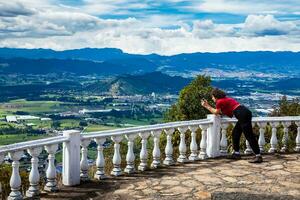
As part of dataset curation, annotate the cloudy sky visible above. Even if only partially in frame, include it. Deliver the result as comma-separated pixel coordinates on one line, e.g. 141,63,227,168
0,0,300,55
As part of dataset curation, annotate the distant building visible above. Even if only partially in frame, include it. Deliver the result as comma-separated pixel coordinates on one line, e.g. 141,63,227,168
79,108,121,114
6,116,18,123
151,92,156,100
17,115,40,120
41,118,52,121
26,123,36,127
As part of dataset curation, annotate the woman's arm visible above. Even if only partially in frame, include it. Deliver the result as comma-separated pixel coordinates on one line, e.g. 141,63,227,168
201,99,222,115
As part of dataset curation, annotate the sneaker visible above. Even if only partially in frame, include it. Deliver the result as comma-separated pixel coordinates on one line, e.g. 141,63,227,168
226,153,241,160
248,156,263,163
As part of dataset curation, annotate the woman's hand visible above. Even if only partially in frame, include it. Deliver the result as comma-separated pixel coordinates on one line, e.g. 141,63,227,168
201,99,208,107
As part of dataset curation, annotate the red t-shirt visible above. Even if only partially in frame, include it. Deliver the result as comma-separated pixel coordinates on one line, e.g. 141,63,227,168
216,97,240,118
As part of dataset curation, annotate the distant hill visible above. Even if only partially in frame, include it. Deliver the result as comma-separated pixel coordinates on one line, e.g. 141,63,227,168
271,78,300,90
0,47,134,61
107,71,192,95
0,57,157,75
0,48,300,75
0,72,192,101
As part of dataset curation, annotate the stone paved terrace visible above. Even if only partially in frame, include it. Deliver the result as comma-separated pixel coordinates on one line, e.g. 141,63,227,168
41,153,300,200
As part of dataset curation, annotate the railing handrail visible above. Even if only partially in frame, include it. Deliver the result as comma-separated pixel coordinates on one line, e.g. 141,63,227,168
221,116,300,123
82,118,213,139
0,136,68,154
0,119,212,155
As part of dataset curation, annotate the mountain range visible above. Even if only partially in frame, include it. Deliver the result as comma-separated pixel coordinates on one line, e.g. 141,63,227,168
0,48,300,75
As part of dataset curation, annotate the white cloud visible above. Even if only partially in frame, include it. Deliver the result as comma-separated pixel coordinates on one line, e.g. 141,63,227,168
242,15,297,36
0,0,300,54
0,1,35,17
194,0,300,15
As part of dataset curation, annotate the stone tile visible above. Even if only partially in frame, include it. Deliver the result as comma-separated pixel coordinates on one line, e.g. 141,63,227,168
194,168,215,174
219,169,252,177
162,186,193,195
194,191,211,200
160,179,181,186
135,181,148,190
279,181,300,189
264,164,284,170
221,176,238,183
193,175,223,185
262,170,291,177
182,179,203,188
152,185,165,190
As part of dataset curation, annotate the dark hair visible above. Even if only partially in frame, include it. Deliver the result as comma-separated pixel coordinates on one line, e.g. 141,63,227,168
211,88,226,99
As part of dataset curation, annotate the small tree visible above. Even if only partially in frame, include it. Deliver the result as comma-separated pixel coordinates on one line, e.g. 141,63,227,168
271,96,300,116
79,121,88,127
164,75,213,121
52,121,61,129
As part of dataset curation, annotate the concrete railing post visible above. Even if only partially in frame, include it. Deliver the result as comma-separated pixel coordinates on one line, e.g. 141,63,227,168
206,114,221,158
62,130,81,186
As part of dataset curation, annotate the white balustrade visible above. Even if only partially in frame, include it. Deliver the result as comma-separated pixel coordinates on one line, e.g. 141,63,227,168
125,134,137,174
199,125,208,160
296,122,300,152
111,135,123,176
151,130,162,168
281,122,291,152
258,122,266,153
177,127,189,163
94,138,107,179
80,139,91,181
8,151,23,200
269,122,279,153
163,128,175,165
220,123,229,156
188,126,199,161
138,132,151,171
44,144,58,192
1,116,300,199
26,147,43,198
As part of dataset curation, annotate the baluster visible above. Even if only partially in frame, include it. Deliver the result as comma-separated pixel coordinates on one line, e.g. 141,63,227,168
188,126,199,161
151,130,162,168
26,147,43,198
138,132,151,171
281,122,291,152
44,144,58,192
244,140,253,155
220,123,229,156
163,128,175,165
295,122,300,152
244,122,255,154
269,122,279,153
80,139,91,181
94,138,106,180
8,151,23,200
125,134,137,174
258,122,266,153
199,125,208,160
111,135,123,176
0,153,4,195
177,127,188,163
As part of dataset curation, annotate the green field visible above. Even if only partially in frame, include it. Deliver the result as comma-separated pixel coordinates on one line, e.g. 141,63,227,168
0,99,68,117
0,134,49,146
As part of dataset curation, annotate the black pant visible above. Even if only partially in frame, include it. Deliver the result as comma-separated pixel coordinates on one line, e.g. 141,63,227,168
232,105,260,155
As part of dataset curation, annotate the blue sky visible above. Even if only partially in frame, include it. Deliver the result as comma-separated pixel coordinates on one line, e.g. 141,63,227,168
0,0,300,54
